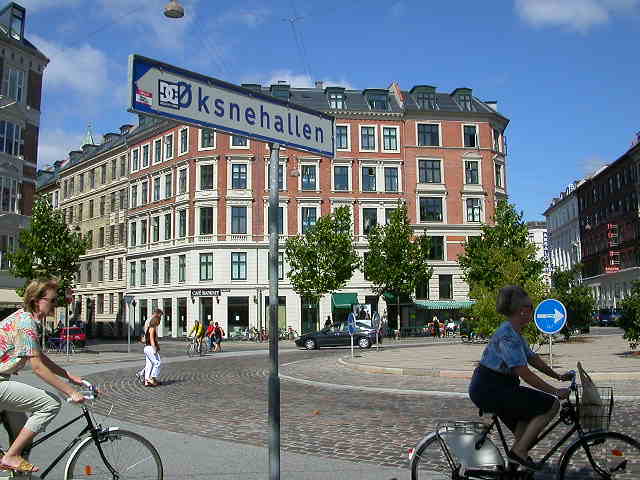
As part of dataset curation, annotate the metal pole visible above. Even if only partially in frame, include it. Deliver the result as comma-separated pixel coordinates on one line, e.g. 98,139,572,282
66,303,70,359
127,304,132,354
549,334,553,369
267,143,281,480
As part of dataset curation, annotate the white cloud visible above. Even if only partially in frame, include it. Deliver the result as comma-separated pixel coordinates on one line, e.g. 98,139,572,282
515,0,639,32
37,128,84,167
580,155,608,176
244,70,354,90
31,35,109,96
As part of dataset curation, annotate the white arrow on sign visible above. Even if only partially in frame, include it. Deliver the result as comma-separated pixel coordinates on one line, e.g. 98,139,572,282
537,309,565,324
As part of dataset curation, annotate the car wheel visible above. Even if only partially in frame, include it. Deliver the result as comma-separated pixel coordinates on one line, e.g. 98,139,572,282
358,337,371,349
304,339,317,350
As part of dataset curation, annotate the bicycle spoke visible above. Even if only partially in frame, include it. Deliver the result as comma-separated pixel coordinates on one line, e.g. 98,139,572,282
561,433,640,479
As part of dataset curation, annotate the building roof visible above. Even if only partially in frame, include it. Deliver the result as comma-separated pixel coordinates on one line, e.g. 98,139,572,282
0,2,48,62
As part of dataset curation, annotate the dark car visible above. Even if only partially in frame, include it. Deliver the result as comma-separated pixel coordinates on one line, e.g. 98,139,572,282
295,322,378,350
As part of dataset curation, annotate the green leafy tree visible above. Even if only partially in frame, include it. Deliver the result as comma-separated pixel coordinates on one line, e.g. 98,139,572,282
458,200,546,344
619,280,640,350
7,196,88,303
550,265,595,339
285,206,361,328
363,204,433,328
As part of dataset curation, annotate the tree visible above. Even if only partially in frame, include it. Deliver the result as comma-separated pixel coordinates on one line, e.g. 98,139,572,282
619,280,640,350
7,196,88,303
285,206,360,330
458,200,546,343
363,204,433,329
550,265,595,339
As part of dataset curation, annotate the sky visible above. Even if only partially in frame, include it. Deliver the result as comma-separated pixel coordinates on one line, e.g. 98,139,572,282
19,0,640,221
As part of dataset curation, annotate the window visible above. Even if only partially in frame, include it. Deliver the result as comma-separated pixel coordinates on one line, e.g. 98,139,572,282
427,236,444,260
86,261,92,283
301,207,316,233
111,159,117,180
200,128,215,149
141,181,148,204
118,258,123,280
439,274,453,299
178,255,186,282
334,166,349,191
200,207,214,234
130,222,137,246
417,124,440,146
199,253,214,281
153,177,161,201
382,127,398,151
152,216,160,242
419,197,443,222
101,165,107,184
179,168,187,194
384,167,398,192
132,149,139,171
152,258,159,285
142,144,149,168
362,208,377,235
267,252,285,280
164,257,171,284
385,208,396,225
418,159,441,183
140,260,146,285
79,174,85,192
90,169,95,188
99,227,105,248
463,125,477,148
328,93,346,109
231,135,248,147
109,224,115,246
97,294,104,314
130,185,137,209
109,293,114,314
154,139,162,163
178,210,187,237
362,166,376,192
180,128,188,154
0,121,23,156
415,92,437,109
495,163,503,188
165,173,172,198
301,165,317,190
231,207,247,234
231,252,247,280
493,128,501,152
164,134,173,159
3,68,24,102
99,196,105,216
367,93,388,110
98,260,104,281
465,160,479,184
336,125,349,150
231,164,247,189
164,213,172,240
267,164,284,191
110,192,116,212
457,94,473,111
77,203,83,222
201,165,214,190
69,207,74,223
415,279,429,299
140,219,147,244
120,155,126,177
360,126,376,151
130,262,136,287
466,198,482,222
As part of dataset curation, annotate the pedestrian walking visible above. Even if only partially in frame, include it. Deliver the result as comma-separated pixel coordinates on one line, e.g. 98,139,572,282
433,315,440,338
324,316,332,329
212,322,225,353
143,315,161,387
205,322,215,351
136,309,162,384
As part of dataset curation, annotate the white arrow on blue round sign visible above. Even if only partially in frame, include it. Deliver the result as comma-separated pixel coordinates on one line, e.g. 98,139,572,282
534,299,567,335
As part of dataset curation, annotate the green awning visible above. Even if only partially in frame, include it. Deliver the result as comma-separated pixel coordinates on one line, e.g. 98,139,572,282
331,292,358,310
415,300,475,310
383,292,412,304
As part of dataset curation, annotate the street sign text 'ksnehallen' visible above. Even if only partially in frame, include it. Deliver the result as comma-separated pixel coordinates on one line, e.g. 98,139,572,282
127,55,334,157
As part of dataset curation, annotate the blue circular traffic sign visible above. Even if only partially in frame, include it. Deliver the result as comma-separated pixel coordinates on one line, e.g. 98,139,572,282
534,299,567,335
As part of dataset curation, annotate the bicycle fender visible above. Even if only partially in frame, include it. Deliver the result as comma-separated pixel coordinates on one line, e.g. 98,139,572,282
556,430,612,472
409,432,438,463
63,427,121,479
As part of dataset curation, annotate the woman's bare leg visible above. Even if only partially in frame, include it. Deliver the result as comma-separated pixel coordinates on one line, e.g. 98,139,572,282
512,399,559,458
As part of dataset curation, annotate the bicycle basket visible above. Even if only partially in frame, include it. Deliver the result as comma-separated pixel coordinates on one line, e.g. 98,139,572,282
435,421,505,470
576,385,613,432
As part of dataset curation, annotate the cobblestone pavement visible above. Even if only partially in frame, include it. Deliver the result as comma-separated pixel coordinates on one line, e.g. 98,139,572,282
84,349,640,473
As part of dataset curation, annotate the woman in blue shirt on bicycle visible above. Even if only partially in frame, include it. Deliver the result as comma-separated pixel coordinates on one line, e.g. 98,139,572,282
469,285,573,471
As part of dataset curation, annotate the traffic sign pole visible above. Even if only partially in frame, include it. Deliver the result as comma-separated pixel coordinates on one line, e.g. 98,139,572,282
549,335,553,369
351,334,354,358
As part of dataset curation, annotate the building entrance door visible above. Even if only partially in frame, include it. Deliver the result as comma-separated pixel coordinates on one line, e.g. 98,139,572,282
228,296,249,338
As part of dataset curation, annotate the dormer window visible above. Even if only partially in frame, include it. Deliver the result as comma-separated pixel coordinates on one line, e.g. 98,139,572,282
10,8,23,41
458,94,472,111
326,87,346,110
270,83,290,101
452,88,474,112
410,85,438,110
367,93,388,111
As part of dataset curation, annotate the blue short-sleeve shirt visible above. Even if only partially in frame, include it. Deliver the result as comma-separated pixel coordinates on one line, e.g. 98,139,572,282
479,321,536,376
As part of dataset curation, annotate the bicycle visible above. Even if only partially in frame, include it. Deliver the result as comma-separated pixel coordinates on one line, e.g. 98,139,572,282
45,338,76,355
185,336,203,357
409,371,640,479
0,381,162,479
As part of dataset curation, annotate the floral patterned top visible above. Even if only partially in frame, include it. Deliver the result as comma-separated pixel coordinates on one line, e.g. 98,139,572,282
0,309,41,375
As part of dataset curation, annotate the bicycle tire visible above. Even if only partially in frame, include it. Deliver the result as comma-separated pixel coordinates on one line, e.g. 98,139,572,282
410,433,457,480
186,343,194,358
65,428,163,480
558,431,640,479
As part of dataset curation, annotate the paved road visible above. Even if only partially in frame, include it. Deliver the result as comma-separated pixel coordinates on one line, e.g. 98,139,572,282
82,347,640,472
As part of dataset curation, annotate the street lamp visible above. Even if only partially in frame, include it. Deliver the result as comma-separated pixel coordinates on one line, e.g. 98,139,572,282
163,0,184,18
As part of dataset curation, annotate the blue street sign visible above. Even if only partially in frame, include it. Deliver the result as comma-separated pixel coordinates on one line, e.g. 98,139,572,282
534,299,567,335
347,312,356,335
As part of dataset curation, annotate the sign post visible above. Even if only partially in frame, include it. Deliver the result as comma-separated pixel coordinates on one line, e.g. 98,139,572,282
124,295,135,353
372,312,381,351
128,55,334,480
534,299,567,369
347,312,356,358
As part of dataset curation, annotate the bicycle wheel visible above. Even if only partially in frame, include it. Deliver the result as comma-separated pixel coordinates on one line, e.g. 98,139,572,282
558,431,640,479
186,342,194,357
65,428,162,480
410,433,457,480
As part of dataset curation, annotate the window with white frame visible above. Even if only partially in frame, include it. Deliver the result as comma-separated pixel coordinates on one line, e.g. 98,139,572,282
385,207,397,225
419,197,443,222
200,128,215,149
231,135,249,148
178,255,186,282
301,207,317,233
142,144,149,168
129,262,136,287
382,126,399,152
153,177,161,201
493,128,502,152
463,125,478,148
141,181,148,204
328,92,346,109
132,148,139,171
130,185,137,209
3,68,24,102
231,252,247,280
360,126,376,151
152,216,160,242
164,134,174,160
464,160,480,185
200,164,215,190
140,219,147,244
231,164,247,189
200,206,214,235
130,221,137,246
301,164,317,191
495,163,504,188
417,123,440,147
178,210,187,237
0,121,23,157
231,206,247,234
154,139,162,163
179,128,188,155
336,125,350,151
466,198,482,222
418,159,441,183
384,167,398,192
333,164,350,191
140,260,147,285
165,172,172,198
164,213,172,240
152,258,159,285
199,253,213,281
164,257,171,284
178,168,188,194
362,166,376,192
362,208,377,235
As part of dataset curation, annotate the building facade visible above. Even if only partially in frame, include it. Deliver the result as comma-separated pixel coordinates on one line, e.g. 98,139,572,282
544,180,584,274
577,139,640,309
0,2,48,317
37,81,510,337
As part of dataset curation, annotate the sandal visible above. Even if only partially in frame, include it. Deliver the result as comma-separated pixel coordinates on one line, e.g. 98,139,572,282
507,450,541,471
0,457,39,473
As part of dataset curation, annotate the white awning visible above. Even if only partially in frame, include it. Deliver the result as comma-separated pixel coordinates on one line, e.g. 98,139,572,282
0,288,22,307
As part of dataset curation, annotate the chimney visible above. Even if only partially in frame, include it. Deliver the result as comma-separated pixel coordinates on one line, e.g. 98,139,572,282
315,80,324,89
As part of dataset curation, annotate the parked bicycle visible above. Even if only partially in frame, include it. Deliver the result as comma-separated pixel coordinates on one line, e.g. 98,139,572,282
0,380,162,479
409,371,640,479
185,336,203,357
45,337,76,355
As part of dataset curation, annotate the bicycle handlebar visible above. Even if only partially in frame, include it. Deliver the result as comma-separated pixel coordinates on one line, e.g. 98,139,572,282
66,380,97,402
